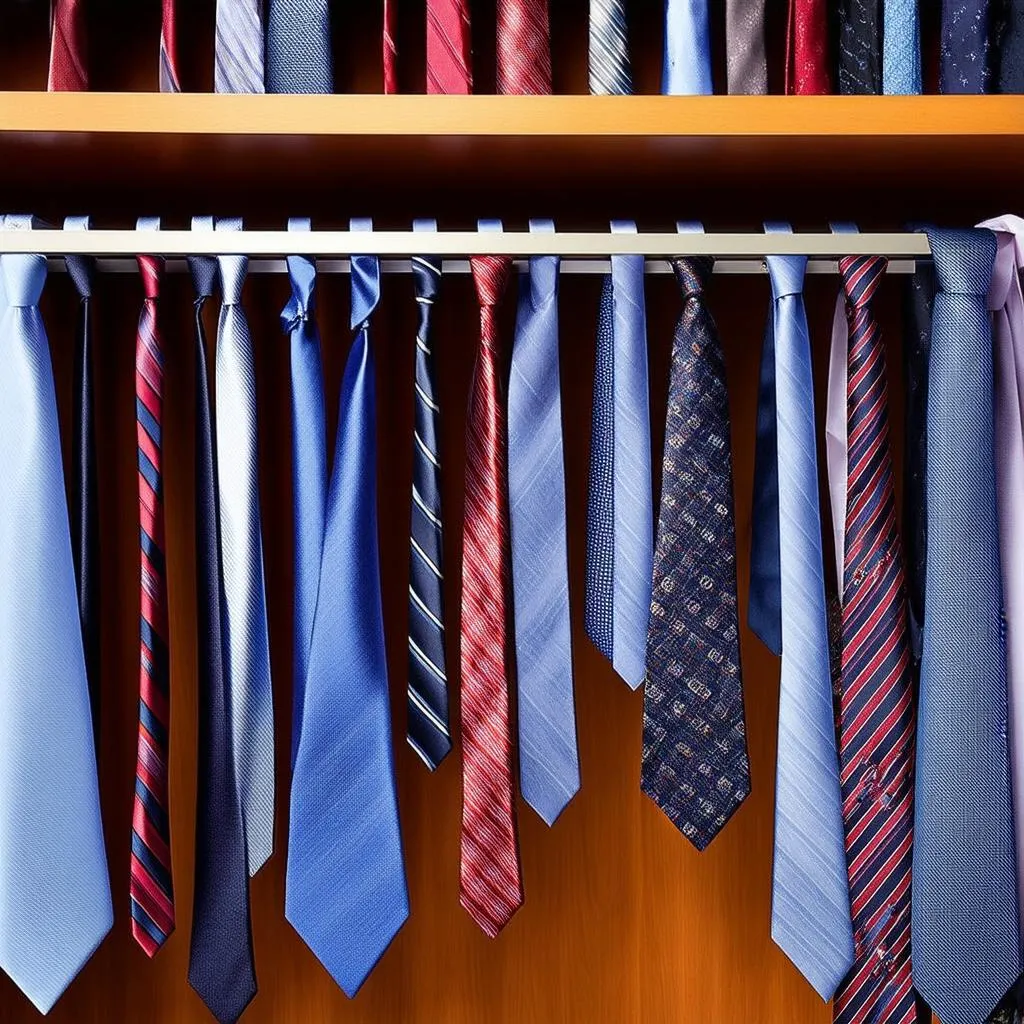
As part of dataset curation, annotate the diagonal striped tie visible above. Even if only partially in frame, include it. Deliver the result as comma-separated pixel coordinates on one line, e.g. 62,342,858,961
131,217,175,957
497,0,552,95
216,0,265,94
383,0,399,93
159,0,180,92
589,0,632,94
426,0,473,94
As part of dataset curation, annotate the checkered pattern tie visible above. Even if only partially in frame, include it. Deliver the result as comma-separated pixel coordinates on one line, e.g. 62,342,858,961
497,0,552,94
48,0,88,90
427,0,473,94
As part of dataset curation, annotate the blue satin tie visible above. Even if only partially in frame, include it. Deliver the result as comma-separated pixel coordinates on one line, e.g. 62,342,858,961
662,0,712,94
883,0,922,94
286,219,409,997
913,227,1022,1024
0,214,113,1014
509,219,580,826
765,240,854,1001
266,0,333,93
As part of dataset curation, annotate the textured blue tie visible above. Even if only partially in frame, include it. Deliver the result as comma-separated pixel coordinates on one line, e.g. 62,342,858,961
0,214,113,1014
509,219,580,826
266,0,333,93
286,219,409,997
940,0,993,93
282,218,328,770
766,246,855,1002
662,0,712,94
913,228,1023,1024
883,0,922,94
585,220,653,690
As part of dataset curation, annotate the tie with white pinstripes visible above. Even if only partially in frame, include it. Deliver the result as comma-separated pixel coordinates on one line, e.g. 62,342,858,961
589,0,632,94
216,0,265,94
497,0,552,94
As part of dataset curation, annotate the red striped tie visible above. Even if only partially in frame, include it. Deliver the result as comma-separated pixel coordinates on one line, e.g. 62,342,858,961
131,255,175,956
48,0,88,91
426,0,472,94
383,0,398,93
459,255,523,938
496,0,552,95
832,256,917,1024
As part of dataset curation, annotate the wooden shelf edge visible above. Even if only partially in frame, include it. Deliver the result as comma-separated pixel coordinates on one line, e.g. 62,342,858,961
0,93,1021,137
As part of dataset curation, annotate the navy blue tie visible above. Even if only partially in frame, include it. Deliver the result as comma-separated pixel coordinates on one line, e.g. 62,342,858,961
940,0,994,93
266,0,333,93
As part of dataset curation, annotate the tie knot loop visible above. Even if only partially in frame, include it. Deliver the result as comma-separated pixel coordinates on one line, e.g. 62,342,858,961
65,255,94,300
189,255,218,300
351,254,381,330
412,256,441,302
926,227,996,297
839,255,887,311
472,255,512,308
672,256,713,298
282,255,317,333
1,253,47,307
766,254,807,299
218,254,248,304
138,256,162,300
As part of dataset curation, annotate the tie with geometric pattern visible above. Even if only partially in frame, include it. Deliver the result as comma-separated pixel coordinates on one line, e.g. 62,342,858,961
160,0,180,92
643,255,750,850
427,0,473,94
589,0,632,94
48,0,88,90
215,0,265,93
497,0,552,94
839,0,882,94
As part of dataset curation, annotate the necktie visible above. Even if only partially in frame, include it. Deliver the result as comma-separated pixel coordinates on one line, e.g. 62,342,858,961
786,0,831,94
0,214,112,1015
726,0,768,93
286,221,409,996
839,0,882,93
913,227,1022,1024
941,0,993,93
214,219,274,877
266,0,334,93
65,216,100,747
407,225,450,770
461,234,523,937
497,0,552,95
585,222,653,691
48,0,88,90
590,0,632,94
883,0,922,93
215,0,265,93
830,256,918,1024
160,0,180,92
508,221,580,826
186,226,257,1024
643,254,750,849
998,1,1024,92
767,249,854,1001
384,0,398,93
282,219,327,769
663,0,713,95
132,217,175,957
427,0,473,94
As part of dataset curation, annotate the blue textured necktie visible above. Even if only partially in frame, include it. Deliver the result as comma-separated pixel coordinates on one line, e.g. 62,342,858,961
509,219,580,826
186,221,257,1024
662,0,712,94
215,218,275,877
286,219,409,997
912,227,1023,1024
215,0,265,93
585,220,653,690
0,214,113,1014
940,0,993,93
266,0,333,93
282,218,328,769
883,0,922,93
590,0,632,94
766,244,855,1002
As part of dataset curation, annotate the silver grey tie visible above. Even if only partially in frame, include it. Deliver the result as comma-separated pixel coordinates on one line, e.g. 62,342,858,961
727,0,768,93
589,0,632,95
216,0,266,94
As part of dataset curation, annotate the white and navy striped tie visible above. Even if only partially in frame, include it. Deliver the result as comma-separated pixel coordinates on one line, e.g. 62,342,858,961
589,0,632,94
216,0,265,94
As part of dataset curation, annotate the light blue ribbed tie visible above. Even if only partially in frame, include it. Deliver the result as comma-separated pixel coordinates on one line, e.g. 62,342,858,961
766,238,854,1002
585,220,653,690
883,0,922,94
215,217,275,877
0,214,113,1014
662,0,713,94
266,0,333,93
282,217,327,770
215,0,265,94
285,218,409,997
509,219,580,827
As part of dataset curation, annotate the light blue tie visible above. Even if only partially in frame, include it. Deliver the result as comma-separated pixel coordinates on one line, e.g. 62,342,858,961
0,214,113,1014
215,0,265,93
215,218,275,877
508,219,580,827
766,241,855,1002
883,0,922,94
285,218,409,997
662,0,713,94
282,217,327,769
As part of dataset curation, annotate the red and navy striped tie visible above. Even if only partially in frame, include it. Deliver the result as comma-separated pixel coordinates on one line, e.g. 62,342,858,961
131,243,175,956
832,255,918,1024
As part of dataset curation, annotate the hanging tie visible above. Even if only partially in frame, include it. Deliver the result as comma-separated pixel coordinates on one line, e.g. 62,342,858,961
48,0,88,90
497,0,552,94
509,219,580,826
426,0,473,94
883,0,922,94
940,0,993,93
589,0,632,94
0,213,112,1015
215,0,265,93
286,219,409,996
383,0,398,93
839,0,882,94
786,0,831,94
160,0,180,92
998,1,1024,93
662,0,712,95
266,0,334,93
726,0,767,93
186,219,257,1024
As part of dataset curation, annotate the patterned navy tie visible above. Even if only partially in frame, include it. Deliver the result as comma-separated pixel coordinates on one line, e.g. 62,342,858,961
940,0,994,93
642,256,750,850
839,0,882,93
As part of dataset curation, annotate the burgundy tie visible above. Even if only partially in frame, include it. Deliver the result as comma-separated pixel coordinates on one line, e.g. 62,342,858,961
496,0,552,94
786,0,831,94
383,0,398,94
48,0,88,91
160,0,181,92
426,0,472,94
459,255,523,938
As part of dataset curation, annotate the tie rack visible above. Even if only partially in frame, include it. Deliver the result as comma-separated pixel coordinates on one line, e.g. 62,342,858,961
0,229,931,275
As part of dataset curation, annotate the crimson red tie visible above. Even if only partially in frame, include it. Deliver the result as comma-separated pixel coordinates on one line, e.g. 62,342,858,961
496,0,552,95
786,0,831,94
160,0,181,92
426,0,472,94
460,254,523,938
383,0,398,94
48,0,88,91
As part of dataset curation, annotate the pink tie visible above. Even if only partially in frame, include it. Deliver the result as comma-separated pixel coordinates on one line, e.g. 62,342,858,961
383,0,398,94
426,0,473,94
